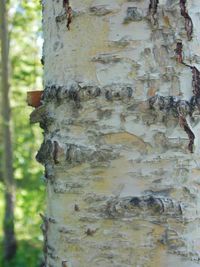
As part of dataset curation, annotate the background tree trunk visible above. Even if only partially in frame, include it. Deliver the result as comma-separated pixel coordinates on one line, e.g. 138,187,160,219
0,0,17,261
36,1,200,266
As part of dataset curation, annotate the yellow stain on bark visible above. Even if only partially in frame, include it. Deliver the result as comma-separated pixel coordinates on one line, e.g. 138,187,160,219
103,132,151,151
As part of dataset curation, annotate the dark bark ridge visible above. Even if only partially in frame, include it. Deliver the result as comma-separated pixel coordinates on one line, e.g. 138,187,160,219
149,0,159,24
31,81,200,154
104,195,184,219
42,84,133,103
40,84,197,115
36,139,118,168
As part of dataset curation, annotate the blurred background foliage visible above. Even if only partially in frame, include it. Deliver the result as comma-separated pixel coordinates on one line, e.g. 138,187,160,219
0,0,44,266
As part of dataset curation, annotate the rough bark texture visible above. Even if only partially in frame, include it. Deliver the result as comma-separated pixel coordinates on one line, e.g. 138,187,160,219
36,0,200,266
0,0,17,261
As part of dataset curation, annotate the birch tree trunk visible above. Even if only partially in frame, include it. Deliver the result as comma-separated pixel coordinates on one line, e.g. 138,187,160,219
34,0,200,266
0,0,17,261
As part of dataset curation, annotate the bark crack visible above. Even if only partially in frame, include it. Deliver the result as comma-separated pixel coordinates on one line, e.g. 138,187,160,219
179,114,195,153
171,41,200,152
180,0,193,41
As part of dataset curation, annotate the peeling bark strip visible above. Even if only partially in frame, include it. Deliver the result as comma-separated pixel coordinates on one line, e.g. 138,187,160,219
149,0,159,24
171,41,200,152
63,0,72,30
175,44,200,152
175,44,200,98
182,64,200,99
179,115,195,153
180,0,193,40
175,43,200,97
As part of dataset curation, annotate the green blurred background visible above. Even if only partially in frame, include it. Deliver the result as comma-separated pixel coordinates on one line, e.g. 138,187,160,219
0,1,45,266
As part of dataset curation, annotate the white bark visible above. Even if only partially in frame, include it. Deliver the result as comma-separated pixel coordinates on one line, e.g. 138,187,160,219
35,0,200,266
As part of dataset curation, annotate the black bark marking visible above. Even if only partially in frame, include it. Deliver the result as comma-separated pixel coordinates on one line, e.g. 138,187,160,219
48,217,57,224
149,0,159,25
105,195,184,218
37,140,64,166
124,7,143,23
63,0,72,30
149,94,196,153
180,0,193,41
41,55,45,66
36,140,53,164
129,197,141,206
191,67,200,97
74,204,80,211
62,261,68,267
130,196,166,214
149,95,189,116
42,85,134,103
105,90,112,101
53,141,60,165
85,228,97,236
175,41,183,64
